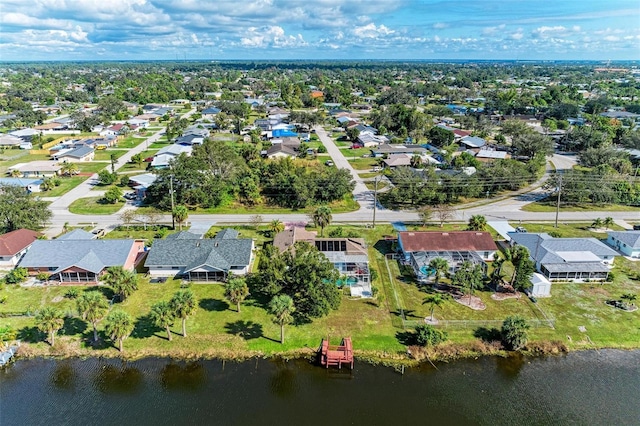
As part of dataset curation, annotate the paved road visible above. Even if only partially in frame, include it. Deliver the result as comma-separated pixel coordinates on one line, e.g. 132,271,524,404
314,126,373,211
45,122,639,233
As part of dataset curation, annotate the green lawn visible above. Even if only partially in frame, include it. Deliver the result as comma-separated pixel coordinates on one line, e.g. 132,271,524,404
78,162,109,173
348,158,379,170
68,197,125,215
40,176,89,197
116,136,146,149
94,150,128,162
509,222,624,238
340,147,371,158
522,201,640,212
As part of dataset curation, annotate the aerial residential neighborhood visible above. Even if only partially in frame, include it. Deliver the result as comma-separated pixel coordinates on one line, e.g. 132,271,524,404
0,59,638,368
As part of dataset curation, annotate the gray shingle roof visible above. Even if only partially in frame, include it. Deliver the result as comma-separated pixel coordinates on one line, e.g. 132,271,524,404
214,228,239,240
608,231,640,249
145,237,252,271
18,239,136,273
56,229,95,240
59,146,94,158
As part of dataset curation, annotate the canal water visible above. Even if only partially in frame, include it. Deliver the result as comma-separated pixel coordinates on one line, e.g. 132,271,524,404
1,350,639,425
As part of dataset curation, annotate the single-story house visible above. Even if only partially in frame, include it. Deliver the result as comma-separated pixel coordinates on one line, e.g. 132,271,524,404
460,136,487,149
397,231,497,282
265,143,297,159
144,229,254,281
606,231,640,258
508,232,618,282
475,149,510,161
355,133,390,148
8,161,62,178
0,229,40,268
382,153,440,168
52,146,95,162
273,227,371,297
151,144,192,168
0,177,43,193
371,144,427,158
18,239,145,283
201,107,221,120
175,134,205,146
0,134,23,147
128,173,157,199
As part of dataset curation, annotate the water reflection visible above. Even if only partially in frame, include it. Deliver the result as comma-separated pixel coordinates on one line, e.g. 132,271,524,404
50,362,75,390
160,362,206,391
94,363,143,394
495,353,527,379
269,362,297,399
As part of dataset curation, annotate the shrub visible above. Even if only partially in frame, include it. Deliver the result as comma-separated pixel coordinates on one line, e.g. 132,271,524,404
65,288,79,299
5,268,28,284
414,324,448,346
0,295,7,304
155,228,168,239
102,186,123,204
36,272,49,281
317,145,327,153
501,316,530,350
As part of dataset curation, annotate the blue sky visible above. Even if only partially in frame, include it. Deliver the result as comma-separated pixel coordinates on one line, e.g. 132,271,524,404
1,0,639,61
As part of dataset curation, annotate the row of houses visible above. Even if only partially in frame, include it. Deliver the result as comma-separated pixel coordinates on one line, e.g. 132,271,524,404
0,226,375,298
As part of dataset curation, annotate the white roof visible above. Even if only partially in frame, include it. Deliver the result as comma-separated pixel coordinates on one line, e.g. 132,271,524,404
556,251,602,263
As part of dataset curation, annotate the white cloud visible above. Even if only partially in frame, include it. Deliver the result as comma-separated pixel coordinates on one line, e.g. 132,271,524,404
240,26,306,48
433,22,448,29
482,24,506,35
352,23,394,39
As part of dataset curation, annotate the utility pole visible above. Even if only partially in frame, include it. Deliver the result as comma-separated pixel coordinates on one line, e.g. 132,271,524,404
554,174,562,228
372,176,378,228
169,174,176,230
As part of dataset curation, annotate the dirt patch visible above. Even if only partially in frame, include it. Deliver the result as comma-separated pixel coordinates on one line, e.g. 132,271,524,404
454,295,486,310
51,295,64,303
492,292,522,301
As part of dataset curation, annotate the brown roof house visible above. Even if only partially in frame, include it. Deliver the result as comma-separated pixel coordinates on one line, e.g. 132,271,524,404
397,231,497,283
0,229,40,268
274,228,372,297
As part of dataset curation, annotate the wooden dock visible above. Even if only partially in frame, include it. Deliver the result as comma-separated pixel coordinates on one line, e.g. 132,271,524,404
319,337,354,369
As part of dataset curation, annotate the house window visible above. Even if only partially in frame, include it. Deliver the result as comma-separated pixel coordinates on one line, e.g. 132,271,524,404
603,256,608,259
48,267,57,271
172,266,180,270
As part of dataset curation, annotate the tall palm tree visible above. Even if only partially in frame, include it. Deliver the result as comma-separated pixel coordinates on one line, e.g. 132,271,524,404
269,295,295,344
170,289,197,337
603,217,614,230
311,205,332,237
224,277,250,313
102,267,138,301
172,205,189,230
467,214,487,231
36,306,64,346
105,310,134,352
76,292,109,342
428,258,449,285
422,293,446,322
151,301,175,341
269,219,284,236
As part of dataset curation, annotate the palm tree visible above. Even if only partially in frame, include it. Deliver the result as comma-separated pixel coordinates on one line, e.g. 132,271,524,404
102,267,138,301
269,219,284,236
422,293,446,322
467,214,487,231
36,306,64,346
451,261,484,304
76,292,109,342
40,178,55,192
60,162,79,176
269,295,295,344
428,258,449,285
170,289,197,337
172,205,189,230
592,217,603,229
9,169,22,178
110,153,118,173
105,310,134,352
603,217,614,230
621,293,637,309
311,205,332,237
224,277,250,313
151,301,175,341
410,154,423,169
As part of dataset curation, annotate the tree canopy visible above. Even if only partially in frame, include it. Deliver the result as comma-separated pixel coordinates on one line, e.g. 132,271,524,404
0,184,52,233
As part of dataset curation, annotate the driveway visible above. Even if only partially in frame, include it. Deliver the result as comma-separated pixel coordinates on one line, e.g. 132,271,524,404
314,126,377,212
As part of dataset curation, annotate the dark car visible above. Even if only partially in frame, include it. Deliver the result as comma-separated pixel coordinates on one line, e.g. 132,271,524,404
634,225,640,231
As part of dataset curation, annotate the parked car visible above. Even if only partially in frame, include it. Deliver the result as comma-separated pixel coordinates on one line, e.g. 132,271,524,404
372,166,381,172
92,228,106,238
124,192,136,200
325,160,334,166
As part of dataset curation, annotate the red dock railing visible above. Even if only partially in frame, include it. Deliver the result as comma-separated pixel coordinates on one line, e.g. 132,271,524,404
319,337,354,369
